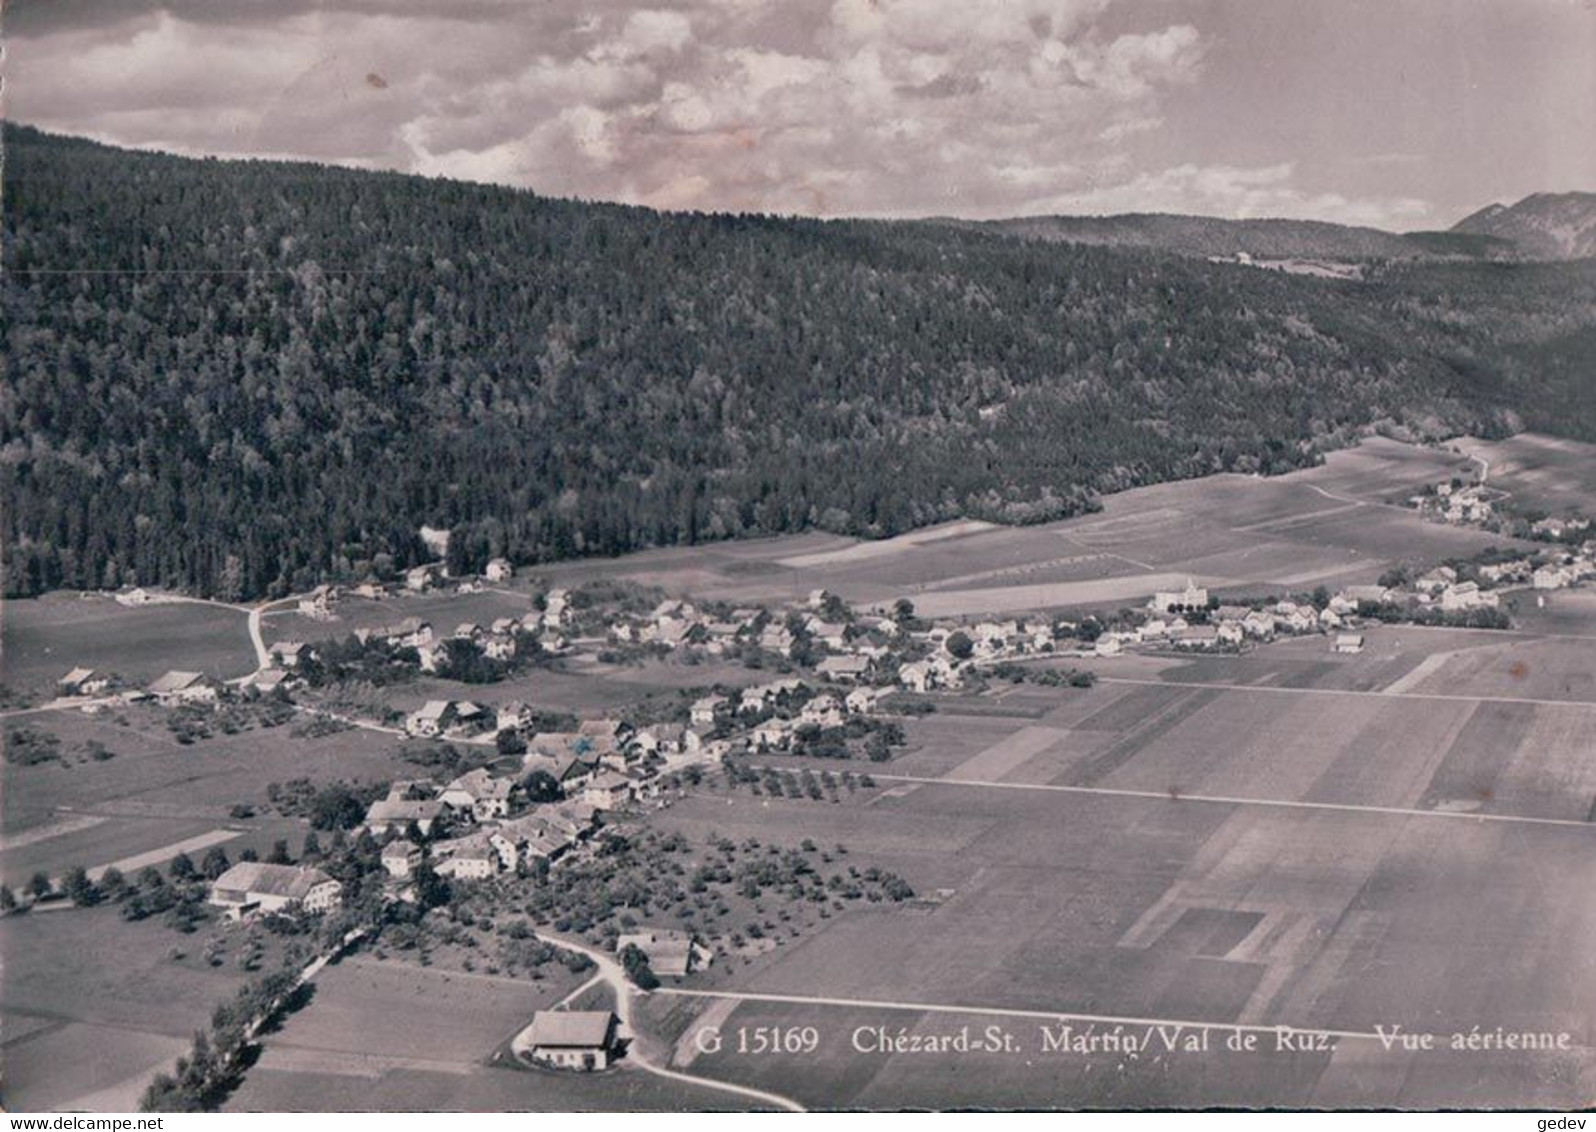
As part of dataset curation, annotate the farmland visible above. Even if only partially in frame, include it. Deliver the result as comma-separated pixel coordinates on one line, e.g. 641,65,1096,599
1455,432,1596,515
530,437,1523,617
3,432,1594,1111
3,594,255,699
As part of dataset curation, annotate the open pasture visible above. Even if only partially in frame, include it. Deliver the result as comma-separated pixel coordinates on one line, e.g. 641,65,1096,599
2,594,255,697
1,904,262,1111
1455,432,1596,514
667,777,1596,1108
2,708,400,884
511,438,1537,621
224,956,733,1112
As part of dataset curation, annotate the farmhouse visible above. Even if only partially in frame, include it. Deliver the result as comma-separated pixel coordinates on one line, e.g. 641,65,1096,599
845,687,884,714
296,585,337,620
380,840,422,879
439,768,516,820
245,668,290,693
484,557,513,581
208,863,342,920
269,641,312,668
615,927,709,977
816,655,871,682
497,700,535,734
1332,633,1366,654
431,835,500,880
583,770,634,810
365,798,444,837
523,1011,618,1071
689,695,728,725
1533,566,1573,590
1440,582,1499,612
58,667,111,696
148,670,222,705
1150,579,1209,613
405,700,457,737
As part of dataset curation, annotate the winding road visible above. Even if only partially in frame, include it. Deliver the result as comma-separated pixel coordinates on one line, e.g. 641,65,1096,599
527,927,807,1112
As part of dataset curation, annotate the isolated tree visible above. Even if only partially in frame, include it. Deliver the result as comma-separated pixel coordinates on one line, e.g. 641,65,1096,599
309,784,366,831
945,630,974,660
521,768,562,803
201,847,231,880
27,871,53,899
169,852,197,881
619,943,660,990
267,839,292,865
0,885,14,912
301,832,323,860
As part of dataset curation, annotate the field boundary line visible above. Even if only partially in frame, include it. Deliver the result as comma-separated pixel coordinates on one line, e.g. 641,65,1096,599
862,772,1596,831
1097,674,1596,710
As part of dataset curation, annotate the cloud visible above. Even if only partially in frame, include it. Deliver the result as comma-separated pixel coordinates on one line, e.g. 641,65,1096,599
3,0,1396,224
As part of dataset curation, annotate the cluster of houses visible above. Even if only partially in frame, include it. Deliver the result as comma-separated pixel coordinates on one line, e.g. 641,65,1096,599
1413,481,1499,526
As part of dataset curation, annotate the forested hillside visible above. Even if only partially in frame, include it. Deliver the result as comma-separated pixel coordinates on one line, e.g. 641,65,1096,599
5,125,1596,600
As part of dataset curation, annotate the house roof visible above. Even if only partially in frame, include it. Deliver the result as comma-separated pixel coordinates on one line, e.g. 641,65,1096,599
212,862,335,900
60,667,96,685
587,770,631,791
367,799,444,822
149,670,205,694
528,1011,615,1049
381,840,420,859
413,700,453,721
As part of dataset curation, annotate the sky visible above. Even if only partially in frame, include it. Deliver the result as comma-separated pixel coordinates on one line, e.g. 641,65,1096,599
6,0,1594,229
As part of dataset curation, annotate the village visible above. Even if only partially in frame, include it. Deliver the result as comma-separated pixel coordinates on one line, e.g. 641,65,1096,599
10,432,1596,1112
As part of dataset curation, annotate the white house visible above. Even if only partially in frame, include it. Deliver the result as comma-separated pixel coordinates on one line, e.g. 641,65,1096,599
485,557,513,582
405,700,457,737
431,835,500,880
1151,579,1209,613
522,1011,618,1071
689,695,728,725
1332,633,1365,654
380,840,422,879
208,863,342,920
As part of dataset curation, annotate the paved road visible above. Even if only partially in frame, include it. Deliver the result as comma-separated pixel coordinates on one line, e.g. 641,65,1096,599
528,927,806,1112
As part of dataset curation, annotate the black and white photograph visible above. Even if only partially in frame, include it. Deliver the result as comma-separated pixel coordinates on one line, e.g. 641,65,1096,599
1,0,1594,1117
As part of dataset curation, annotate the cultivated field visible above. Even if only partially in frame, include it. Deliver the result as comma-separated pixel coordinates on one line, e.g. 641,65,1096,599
224,957,735,1111
636,622,1596,1109
1,905,264,1111
1455,432,1596,515
3,594,255,698
531,437,1525,618
1,706,399,886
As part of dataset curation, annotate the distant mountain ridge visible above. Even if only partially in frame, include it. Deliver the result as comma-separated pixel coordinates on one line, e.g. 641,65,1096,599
934,194,1594,263
1450,192,1596,260
936,212,1453,262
